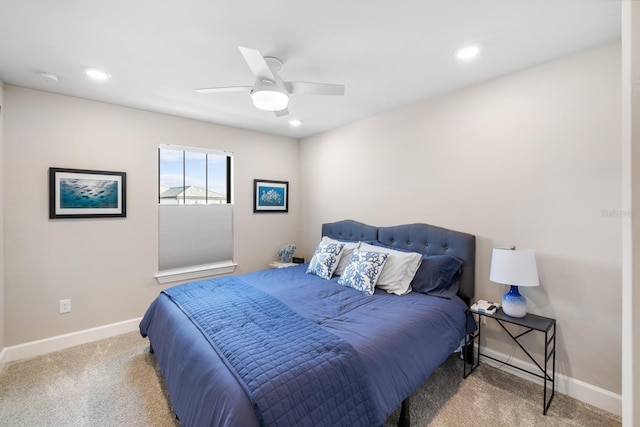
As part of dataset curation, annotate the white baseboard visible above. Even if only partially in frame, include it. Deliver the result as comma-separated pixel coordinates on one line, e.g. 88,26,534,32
0,319,622,418
480,347,622,417
0,317,142,369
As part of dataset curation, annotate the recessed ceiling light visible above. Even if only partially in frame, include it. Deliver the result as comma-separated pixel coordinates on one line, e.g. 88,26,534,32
455,45,481,61
288,118,303,127
85,67,111,81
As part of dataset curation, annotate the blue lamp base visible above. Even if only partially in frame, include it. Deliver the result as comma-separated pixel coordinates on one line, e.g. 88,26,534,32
502,285,527,318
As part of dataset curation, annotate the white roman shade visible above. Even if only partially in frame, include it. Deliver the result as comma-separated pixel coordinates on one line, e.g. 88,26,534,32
157,204,234,282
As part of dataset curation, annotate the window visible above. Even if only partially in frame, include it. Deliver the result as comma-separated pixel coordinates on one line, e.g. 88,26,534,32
159,147,231,204
156,145,235,283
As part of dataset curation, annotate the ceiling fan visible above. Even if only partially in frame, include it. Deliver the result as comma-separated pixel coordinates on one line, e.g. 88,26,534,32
195,47,345,117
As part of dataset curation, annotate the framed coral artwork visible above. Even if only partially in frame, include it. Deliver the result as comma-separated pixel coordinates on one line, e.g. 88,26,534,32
253,179,288,213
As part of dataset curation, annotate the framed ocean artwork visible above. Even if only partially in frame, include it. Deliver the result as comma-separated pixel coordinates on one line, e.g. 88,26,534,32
253,179,288,213
49,167,127,219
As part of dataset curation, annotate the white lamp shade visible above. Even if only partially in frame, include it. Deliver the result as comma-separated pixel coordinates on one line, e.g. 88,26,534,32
489,248,539,287
251,89,289,111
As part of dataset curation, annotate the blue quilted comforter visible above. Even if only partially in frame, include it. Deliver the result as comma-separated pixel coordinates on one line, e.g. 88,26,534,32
162,276,379,427
141,265,472,426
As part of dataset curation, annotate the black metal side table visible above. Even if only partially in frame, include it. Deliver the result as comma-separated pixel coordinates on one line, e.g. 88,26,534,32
463,308,556,415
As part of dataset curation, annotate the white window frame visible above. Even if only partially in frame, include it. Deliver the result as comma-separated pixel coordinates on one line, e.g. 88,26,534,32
155,144,236,283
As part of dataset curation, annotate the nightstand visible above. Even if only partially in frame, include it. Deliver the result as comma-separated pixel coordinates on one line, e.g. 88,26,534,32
463,308,556,415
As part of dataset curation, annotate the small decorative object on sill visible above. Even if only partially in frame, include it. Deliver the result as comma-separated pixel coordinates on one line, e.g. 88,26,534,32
489,245,540,318
277,244,296,263
292,257,305,264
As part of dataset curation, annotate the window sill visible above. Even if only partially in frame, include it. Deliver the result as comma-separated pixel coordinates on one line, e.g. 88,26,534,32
155,261,237,284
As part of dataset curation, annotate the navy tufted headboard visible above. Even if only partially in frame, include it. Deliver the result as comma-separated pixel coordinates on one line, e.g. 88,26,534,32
321,219,378,242
321,220,476,304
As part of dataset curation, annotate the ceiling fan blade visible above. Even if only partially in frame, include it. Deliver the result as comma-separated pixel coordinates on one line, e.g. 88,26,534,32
284,82,345,96
239,46,275,81
195,86,252,94
274,108,289,117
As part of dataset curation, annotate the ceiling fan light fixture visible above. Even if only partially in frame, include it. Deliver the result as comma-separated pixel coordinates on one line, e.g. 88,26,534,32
196,46,344,116
251,89,289,111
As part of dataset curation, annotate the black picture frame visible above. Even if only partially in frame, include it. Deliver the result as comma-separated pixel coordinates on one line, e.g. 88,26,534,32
49,167,127,219
253,179,288,213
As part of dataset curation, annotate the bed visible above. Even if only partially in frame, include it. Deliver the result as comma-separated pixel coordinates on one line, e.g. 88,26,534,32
140,219,476,426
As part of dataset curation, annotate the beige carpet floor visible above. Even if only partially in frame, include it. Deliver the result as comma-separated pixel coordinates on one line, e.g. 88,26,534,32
0,331,621,426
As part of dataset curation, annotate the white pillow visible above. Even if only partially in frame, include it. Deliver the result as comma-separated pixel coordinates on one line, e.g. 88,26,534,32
322,236,360,275
358,242,422,295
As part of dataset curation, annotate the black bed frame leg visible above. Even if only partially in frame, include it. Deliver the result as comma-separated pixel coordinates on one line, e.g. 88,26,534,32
398,397,410,427
149,343,154,354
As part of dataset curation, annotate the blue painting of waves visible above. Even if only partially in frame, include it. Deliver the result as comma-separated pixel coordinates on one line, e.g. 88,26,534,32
60,178,118,209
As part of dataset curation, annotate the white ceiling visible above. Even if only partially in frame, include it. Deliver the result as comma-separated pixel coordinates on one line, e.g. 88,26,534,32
0,0,621,139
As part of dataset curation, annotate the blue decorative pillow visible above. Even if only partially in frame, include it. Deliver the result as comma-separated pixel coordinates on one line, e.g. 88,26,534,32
306,240,345,280
337,249,389,296
410,255,463,298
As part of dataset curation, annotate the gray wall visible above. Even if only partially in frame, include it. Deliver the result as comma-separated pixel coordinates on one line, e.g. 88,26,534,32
299,43,622,396
3,86,300,345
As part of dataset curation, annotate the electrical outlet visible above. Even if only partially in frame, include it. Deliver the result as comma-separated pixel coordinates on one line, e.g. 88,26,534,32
59,299,71,314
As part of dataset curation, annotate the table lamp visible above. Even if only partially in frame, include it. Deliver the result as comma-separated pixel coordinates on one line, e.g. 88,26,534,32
489,246,539,318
